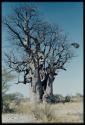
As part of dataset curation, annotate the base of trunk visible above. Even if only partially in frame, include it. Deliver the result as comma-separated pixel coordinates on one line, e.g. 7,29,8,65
30,85,43,103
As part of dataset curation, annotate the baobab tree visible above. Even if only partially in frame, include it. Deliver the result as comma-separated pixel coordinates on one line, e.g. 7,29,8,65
3,5,79,103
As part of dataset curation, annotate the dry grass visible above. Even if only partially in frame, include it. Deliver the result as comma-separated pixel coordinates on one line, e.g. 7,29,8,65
2,101,83,123
15,102,32,114
31,103,60,122
30,102,83,123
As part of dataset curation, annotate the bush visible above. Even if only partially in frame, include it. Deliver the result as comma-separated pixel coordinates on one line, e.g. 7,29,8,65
65,96,71,102
2,93,23,113
46,95,56,103
2,101,16,113
54,94,64,103
31,103,58,122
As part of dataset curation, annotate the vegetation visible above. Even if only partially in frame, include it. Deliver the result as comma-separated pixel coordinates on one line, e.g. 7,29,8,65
3,4,79,103
6,97,83,123
2,91,83,123
2,68,15,95
65,95,71,102
2,68,23,113
31,104,58,122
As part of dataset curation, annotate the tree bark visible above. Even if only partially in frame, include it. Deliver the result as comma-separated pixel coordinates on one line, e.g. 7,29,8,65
43,75,54,103
45,75,53,95
31,68,44,103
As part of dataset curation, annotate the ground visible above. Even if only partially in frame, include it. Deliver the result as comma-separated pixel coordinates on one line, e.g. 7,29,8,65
2,101,83,123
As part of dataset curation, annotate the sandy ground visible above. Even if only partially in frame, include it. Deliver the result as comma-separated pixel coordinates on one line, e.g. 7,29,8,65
54,106,83,123
2,113,40,123
2,102,83,123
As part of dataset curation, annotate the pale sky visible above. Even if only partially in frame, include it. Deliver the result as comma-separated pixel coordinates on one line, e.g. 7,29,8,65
2,2,83,97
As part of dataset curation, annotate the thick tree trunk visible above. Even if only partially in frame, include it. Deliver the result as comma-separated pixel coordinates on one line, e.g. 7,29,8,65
30,67,54,103
30,68,43,103
31,80,43,103
43,75,54,103
46,81,53,95
45,75,53,95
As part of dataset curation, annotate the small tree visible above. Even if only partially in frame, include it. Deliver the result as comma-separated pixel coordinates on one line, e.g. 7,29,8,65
2,68,15,95
65,95,71,102
2,68,16,112
3,5,79,103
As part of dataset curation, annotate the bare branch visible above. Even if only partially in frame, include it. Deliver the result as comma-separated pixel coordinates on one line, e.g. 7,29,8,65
3,5,79,86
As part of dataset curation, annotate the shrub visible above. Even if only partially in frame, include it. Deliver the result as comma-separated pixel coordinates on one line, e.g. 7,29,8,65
65,96,71,102
2,93,23,113
2,101,16,113
31,104,57,122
